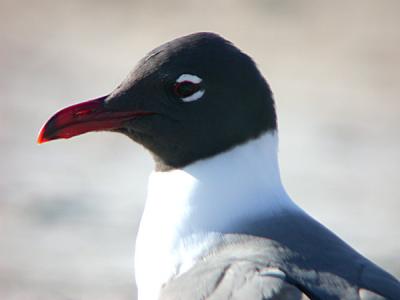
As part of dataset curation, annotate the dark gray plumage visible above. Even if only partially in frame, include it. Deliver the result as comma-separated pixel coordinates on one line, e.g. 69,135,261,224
160,213,399,299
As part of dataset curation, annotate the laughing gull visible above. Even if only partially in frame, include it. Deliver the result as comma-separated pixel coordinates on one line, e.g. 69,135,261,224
38,32,400,299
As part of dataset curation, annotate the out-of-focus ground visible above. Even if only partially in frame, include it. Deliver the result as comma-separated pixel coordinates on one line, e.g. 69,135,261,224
1,1,399,299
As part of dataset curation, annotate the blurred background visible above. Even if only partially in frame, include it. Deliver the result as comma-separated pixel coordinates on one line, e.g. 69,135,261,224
1,0,399,299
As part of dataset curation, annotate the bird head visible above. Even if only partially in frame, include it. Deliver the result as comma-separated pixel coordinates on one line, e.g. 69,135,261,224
38,33,276,170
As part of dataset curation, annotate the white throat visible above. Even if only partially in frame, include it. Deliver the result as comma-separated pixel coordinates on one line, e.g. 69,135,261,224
135,131,299,299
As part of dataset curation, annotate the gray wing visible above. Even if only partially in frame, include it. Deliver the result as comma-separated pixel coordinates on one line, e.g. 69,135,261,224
160,262,309,300
159,235,321,300
160,229,400,300
231,212,400,299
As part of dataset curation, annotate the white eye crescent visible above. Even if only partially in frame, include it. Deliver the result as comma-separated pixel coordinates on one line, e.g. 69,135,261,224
180,89,205,102
176,74,202,84
174,74,205,102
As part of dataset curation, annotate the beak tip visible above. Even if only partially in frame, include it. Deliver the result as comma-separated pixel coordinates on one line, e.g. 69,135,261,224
37,137,47,144
37,125,51,144
37,133,45,144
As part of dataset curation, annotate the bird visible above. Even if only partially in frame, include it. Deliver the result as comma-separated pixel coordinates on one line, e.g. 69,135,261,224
38,32,400,300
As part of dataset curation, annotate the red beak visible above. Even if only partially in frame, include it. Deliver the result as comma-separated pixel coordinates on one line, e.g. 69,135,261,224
37,96,153,144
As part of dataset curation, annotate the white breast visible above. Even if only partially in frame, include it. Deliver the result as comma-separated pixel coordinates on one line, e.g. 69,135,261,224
134,131,300,299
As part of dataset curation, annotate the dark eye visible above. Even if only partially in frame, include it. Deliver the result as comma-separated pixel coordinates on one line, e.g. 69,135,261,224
173,81,201,98
173,74,205,102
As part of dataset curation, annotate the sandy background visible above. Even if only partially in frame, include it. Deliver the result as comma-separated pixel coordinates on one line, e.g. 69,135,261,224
1,1,399,299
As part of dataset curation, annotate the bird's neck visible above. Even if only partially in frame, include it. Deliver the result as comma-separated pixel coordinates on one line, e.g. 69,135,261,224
135,131,299,299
